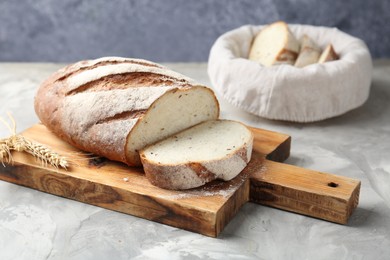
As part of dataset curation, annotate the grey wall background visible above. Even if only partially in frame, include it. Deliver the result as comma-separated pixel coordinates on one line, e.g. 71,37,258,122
0,0,389,62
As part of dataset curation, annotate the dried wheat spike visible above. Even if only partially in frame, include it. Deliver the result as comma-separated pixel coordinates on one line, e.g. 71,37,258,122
1,112,69,170
0,142,12,166
9,135,25,151
21,137,69,169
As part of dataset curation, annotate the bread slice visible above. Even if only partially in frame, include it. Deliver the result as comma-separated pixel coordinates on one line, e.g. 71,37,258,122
140,120,253,190
318,44,339,63
294,34,321,68
35,57,219,166
249,21,300,66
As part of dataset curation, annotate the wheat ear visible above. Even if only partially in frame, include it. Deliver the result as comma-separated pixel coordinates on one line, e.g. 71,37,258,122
0,115,14,165
16,135,69,169
0,113,69,170
0,142,12,166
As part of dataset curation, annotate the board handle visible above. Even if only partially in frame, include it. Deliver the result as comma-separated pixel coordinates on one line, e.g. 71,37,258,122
248,159,361,224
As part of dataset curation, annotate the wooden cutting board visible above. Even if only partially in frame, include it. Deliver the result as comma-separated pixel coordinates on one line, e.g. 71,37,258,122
0,124,360,237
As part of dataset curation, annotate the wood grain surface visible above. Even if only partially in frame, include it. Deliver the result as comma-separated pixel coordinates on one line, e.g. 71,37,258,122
0,124,360,237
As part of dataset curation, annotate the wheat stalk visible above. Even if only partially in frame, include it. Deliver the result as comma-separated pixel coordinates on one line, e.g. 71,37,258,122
0,113,69,170
0,142,12,166
17,135,69,169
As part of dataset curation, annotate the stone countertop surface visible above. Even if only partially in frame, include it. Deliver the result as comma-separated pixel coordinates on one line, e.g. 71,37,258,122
0,61,389,260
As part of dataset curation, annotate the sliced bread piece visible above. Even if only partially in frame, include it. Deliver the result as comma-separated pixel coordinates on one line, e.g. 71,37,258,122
249,21,300,66
318,44,339,63
140,120,253,190
35,57,220,166
294,34,321,68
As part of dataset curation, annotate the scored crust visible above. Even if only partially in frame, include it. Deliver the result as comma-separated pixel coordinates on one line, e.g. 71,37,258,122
34,57,220,166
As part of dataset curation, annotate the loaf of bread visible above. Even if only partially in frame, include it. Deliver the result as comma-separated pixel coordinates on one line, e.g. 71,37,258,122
140,120,253,190
249,21,300,66
34,57,220,166
294,34,321,68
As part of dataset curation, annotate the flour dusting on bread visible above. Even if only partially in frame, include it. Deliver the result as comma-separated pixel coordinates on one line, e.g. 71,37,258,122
35,57,220,167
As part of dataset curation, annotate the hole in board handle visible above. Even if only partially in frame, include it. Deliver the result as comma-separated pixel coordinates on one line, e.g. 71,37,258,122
328,182,339,188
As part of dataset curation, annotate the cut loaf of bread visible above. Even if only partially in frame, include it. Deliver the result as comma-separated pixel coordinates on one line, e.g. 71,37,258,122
318,44,339,63
249,21,300,66
294,34,321,68
34,57,220,166
140,120,253,190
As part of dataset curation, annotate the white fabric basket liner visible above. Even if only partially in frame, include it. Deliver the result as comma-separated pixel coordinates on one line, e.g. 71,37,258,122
208,24,372,122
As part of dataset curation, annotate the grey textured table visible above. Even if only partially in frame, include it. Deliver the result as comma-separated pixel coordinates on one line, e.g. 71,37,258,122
0,62,390,260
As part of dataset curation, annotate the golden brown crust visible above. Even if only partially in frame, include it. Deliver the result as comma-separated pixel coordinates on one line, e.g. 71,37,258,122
56,59,162,82
276,48,299,63
141,158,213,190
66,72,193,95
235,146,249,163
319,44,339,63
142,162,179,190
187,162,217,182
34,61,161,163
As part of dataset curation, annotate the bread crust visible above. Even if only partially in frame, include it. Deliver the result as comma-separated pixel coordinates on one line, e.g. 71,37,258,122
294,34,321,68
141,143,252,190
319,44,339,63
275,49,299,64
